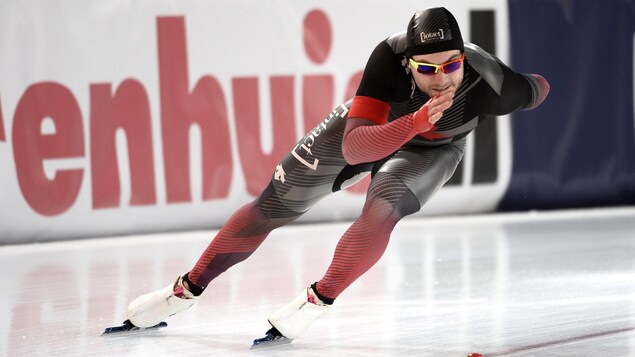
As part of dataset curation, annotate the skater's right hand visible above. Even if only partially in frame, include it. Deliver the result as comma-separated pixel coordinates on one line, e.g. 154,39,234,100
412,88,455,132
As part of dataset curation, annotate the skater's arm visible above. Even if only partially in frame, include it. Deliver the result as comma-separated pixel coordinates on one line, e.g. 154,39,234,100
342,92,453,165
342,114,417,165
519,74,550,110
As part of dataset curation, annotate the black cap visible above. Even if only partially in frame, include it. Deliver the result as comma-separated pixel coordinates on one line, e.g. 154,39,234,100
405,7,464,57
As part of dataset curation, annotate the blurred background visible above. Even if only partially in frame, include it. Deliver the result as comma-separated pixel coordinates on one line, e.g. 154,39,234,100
0,0,633,243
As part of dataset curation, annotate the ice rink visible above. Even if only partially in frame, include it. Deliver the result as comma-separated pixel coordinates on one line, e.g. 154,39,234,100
2,207,635,356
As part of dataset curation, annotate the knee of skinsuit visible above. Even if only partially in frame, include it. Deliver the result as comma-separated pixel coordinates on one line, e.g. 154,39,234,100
366,171,422,219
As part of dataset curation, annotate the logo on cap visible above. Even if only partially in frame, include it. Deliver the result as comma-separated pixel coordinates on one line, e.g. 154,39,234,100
420,29,445,43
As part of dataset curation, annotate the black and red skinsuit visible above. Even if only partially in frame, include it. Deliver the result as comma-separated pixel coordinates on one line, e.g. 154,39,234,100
186,32,549,302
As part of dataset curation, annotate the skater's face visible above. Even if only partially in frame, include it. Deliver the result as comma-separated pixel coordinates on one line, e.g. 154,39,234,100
409,50,464,97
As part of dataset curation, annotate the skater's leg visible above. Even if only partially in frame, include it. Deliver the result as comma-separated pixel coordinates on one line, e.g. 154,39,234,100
188,102,354,290
126,103,354,329
260,140,466,342
187,183,304,288
260,172,419,341
315,171,420,299
317,140,465,300
126,183,302,327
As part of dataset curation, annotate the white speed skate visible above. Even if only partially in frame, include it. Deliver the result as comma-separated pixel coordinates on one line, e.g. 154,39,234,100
251,286,331,348
126,275,198,328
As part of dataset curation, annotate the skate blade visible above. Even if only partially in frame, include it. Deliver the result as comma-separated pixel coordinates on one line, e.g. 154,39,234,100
250,334,293,349
101,319,168,335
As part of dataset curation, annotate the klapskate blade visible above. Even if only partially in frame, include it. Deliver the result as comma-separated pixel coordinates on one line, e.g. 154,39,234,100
101,320,167,335
250,334,293,349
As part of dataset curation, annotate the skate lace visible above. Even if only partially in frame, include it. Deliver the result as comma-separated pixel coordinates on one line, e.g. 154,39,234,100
174,285,185,298
173,285,193,299
171,276,196,299
306,289,325,306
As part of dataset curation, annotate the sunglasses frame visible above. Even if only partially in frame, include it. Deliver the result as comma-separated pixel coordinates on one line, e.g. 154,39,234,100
409,54,465,75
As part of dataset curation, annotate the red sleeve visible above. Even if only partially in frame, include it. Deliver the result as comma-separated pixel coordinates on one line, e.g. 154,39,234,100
342,113,420,165
347,96,391,124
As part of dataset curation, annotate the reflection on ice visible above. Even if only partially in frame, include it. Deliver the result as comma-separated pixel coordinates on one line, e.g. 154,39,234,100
1,207,634,356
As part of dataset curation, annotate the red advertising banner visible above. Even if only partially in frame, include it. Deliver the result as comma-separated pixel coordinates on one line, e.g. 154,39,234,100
0,1,511,243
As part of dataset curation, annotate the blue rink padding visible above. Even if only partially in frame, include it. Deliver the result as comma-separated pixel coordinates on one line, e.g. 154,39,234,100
501,0,635,211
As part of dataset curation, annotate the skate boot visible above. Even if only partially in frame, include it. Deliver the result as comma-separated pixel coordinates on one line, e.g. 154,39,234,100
126,275,198,328
252,285,331,348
